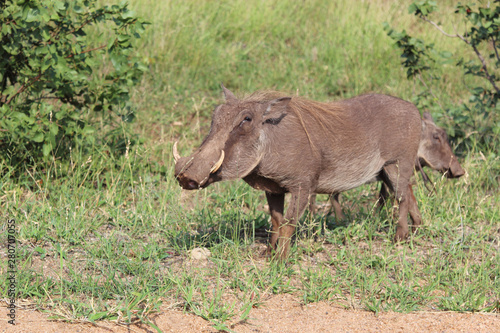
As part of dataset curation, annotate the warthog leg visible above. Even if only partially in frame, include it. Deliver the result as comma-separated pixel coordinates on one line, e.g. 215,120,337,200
380,163,419,242
407,184,422,233
330,193,344,219
378,183,390,208
380,183,421,234
265,192,285,255
266,188,310,259
309,193,344,220
280,189,310,259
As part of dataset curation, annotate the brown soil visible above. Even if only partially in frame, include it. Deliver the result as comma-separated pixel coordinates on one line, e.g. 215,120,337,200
2,295,499,333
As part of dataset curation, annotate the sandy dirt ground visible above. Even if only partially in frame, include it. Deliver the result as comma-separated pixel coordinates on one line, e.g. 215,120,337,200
2,294,500,333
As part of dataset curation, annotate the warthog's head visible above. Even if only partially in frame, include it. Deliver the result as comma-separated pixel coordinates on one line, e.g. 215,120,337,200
419,112,465,178
174,85,291,190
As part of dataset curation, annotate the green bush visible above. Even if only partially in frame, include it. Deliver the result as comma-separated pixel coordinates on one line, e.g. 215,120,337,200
384,0,499,152
0,0,147,170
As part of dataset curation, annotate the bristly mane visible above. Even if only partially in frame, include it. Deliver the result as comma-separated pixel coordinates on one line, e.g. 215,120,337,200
243,90,344,124
243,90,345,152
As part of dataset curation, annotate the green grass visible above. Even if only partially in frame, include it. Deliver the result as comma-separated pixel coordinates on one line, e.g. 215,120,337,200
1,0,499,331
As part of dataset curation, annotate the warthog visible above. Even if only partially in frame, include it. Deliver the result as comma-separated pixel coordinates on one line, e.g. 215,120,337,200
174,86,422,258
312,112,465,218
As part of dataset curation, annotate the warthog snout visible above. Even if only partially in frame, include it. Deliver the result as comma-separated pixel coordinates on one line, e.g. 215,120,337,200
173,141,225,190
176,173,201,190
447,156,465,178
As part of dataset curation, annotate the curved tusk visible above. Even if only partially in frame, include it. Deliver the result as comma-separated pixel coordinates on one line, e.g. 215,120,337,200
210,150,225,174
173,141,181,163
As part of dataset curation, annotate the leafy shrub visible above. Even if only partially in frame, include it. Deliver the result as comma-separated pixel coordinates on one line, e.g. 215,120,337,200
0,0,147,170
384,0,499,152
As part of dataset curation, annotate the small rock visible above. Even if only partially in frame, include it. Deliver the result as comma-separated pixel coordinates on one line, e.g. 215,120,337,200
189,247,211,260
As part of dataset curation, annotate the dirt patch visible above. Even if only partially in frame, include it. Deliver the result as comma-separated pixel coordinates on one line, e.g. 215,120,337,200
233,294,500,333
2,295,499,333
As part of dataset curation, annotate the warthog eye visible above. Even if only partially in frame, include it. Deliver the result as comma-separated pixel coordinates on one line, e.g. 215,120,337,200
433,133,440,141
240,116,252,126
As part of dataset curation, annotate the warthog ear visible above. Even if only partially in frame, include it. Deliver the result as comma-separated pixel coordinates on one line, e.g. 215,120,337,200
263,97,291,125
221,83,237,102
422,112,434,122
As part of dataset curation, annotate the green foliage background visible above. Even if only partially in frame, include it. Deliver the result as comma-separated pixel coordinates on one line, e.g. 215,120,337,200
0,0,147,169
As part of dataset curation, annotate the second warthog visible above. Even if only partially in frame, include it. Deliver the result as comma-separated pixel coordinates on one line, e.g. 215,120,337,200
311,111,465,218
174,86,423,259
